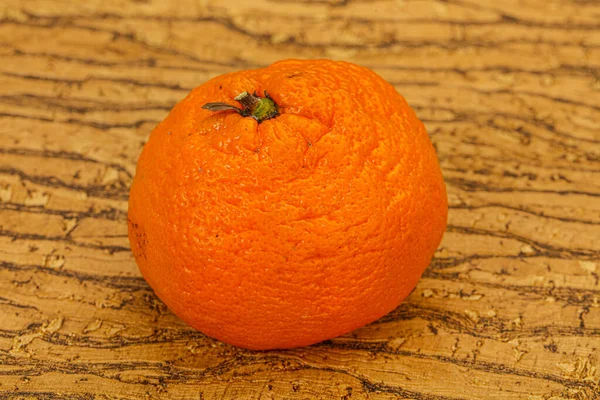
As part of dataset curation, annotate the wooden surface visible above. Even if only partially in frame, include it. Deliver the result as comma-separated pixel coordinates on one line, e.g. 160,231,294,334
1,0,599,399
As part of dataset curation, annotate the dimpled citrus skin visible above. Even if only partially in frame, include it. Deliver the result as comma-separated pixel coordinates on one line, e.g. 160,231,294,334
128,59,448,350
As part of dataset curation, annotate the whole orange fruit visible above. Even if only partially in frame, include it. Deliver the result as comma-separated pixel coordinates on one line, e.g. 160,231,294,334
128,59,447,350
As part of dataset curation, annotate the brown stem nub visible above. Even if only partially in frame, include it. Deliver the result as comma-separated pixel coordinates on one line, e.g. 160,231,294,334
201,102,249,117
202,91,279,123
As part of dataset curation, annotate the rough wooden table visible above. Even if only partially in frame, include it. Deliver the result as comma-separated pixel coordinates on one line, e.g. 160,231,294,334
1,1,599,399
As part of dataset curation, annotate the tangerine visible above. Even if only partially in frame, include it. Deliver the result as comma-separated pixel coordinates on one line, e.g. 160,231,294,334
128,59,447,350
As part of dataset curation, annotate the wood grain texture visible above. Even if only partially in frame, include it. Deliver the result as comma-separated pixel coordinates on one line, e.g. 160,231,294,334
1,0,599,399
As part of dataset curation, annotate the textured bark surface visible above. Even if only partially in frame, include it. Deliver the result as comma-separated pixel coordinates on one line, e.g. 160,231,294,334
1,0,600,399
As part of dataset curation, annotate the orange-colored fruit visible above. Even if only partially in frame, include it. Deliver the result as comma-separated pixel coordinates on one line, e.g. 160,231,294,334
128,59,447,350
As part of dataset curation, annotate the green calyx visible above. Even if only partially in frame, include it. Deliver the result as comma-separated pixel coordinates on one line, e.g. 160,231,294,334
202,91,279,123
